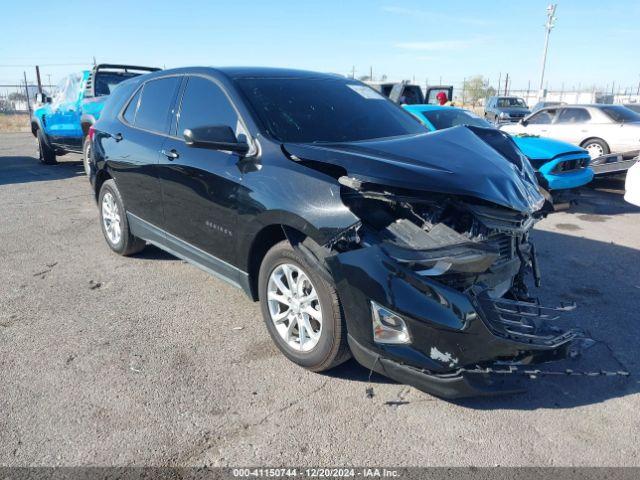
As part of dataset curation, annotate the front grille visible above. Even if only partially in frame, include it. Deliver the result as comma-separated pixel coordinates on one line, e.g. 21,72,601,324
553,158,589,173
475,292,579,347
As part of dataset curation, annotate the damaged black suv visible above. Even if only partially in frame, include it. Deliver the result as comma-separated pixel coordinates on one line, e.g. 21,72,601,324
90,67,590,398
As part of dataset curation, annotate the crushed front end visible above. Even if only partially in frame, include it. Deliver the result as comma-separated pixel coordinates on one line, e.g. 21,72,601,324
284,125,594,398
326,188,592,398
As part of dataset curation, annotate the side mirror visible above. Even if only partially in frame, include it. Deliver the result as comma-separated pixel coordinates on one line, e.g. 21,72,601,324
520,119,528,126
183,125,249,154
35,93,52,104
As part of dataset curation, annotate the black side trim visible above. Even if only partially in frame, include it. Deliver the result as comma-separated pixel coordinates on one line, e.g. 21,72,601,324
127,213,252,296
348,334,525,399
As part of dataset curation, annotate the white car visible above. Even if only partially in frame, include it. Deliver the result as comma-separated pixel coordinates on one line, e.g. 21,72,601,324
501,105,640,174
624,160,640,207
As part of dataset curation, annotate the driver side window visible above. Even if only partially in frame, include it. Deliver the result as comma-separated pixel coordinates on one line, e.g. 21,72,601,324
528,109,556,125
177,76,245,140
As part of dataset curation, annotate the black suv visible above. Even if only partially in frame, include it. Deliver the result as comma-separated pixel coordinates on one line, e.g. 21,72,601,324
90,67,591,398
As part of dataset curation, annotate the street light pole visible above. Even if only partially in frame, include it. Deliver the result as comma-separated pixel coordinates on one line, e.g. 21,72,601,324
538,4,557,101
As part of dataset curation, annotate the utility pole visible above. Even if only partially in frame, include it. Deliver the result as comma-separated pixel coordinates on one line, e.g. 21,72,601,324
504,73,509,96
35,66,43,94
23,71,32,115
351,66,355,79
537,4,557,101
370,66,373,81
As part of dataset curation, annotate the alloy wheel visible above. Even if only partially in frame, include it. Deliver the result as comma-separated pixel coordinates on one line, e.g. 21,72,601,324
267,263,323,352
101,192,122,245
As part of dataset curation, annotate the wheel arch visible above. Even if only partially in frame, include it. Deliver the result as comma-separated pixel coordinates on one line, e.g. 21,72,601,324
94,169,113,202
80,114,96,138
245,220,334,301
580,136,609,149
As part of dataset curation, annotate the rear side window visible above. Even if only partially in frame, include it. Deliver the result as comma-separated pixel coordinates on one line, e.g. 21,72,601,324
557,108,591,124
134,77,181,134
122,88,142,124
600,105,640,123
177,76,239,134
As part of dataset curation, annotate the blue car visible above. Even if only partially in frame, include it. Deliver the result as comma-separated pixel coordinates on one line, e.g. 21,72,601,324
31,64,159,174
404,104,594,191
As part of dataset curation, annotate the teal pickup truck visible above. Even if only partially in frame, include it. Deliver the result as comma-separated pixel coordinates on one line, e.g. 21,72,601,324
31,64,158,174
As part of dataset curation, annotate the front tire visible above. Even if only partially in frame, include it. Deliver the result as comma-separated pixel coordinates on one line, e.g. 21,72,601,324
98,179,146,256
37,128,57,165
258,240,350,372
82,136,92,176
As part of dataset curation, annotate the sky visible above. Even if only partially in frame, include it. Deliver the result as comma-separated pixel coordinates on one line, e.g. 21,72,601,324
1,0,638,92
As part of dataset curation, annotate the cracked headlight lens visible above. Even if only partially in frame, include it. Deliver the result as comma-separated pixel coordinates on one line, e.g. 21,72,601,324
371,301,411,344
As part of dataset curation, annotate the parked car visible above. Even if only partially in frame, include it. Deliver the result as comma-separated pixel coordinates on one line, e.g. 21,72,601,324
404,105,593,191
624,104,640,114
624,160,640,207
531,101,566,113
367,81,454,106
90,67,592,399
367,81,425,104
30,64,159,174
484,96,530,123
500,104,640,175
404,104,593,192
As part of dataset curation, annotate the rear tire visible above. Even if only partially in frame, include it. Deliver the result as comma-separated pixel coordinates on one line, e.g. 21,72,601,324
82,136,92,176
258,240,351,372
98,179,146,256
37,128,57,165
581,138,610,160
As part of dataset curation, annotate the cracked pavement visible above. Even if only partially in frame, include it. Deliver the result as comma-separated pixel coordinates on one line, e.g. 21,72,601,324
1,132,640,466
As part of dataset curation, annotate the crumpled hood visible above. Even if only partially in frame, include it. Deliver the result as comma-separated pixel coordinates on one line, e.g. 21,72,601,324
284,126,545,214
512,135,587,161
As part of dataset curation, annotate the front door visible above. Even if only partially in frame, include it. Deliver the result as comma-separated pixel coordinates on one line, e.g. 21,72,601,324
45,73,85,149
158,75,246,267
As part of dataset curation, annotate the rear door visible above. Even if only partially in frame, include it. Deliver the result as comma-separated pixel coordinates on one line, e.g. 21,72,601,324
106,76,182,228
158,75,245,266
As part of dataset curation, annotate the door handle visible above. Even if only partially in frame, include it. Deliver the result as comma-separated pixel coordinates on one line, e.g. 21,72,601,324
112,132,123,142
161,149,179,160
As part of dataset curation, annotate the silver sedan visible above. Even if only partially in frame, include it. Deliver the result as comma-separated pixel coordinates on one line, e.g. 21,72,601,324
501,104,640,160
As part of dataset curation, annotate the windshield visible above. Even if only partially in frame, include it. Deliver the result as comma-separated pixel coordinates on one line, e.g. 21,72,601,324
497,97,527,108
94,72,141,96
421,109,492,130
600,105,640,123
234,77,425,143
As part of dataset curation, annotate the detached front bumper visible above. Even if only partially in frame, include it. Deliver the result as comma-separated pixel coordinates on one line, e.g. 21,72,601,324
327,245,590,399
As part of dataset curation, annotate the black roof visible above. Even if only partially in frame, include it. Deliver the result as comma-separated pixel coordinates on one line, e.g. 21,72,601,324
150,66,344,80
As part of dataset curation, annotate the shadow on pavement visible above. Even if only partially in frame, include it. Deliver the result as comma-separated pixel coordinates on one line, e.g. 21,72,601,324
0,155,84,186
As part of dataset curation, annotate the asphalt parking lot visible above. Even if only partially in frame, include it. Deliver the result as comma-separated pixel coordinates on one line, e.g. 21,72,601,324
1,131,640,467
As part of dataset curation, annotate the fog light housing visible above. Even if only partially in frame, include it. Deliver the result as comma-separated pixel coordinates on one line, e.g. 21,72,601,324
371,301,411,344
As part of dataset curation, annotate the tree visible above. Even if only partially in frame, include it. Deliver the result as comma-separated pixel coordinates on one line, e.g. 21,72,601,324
462,75,493,107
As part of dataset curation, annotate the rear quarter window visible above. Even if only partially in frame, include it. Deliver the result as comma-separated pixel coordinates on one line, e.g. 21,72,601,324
122,88,142,124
